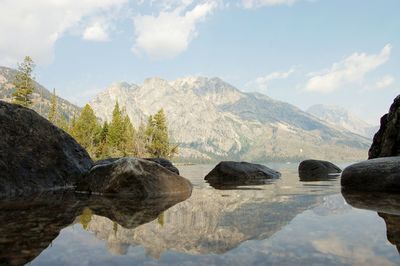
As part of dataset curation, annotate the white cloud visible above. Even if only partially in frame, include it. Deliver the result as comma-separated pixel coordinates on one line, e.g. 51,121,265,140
246,67,295,91
0,0,127,66
132,1,218,59
83,22,110,41
305,44,392,93
242,0,296,9
374,75,394,90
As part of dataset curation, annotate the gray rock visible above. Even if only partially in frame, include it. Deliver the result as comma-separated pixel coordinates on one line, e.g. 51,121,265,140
369,95,400,159
94,157,179,175
204,161,281,186
76,157,192,197
298,159,341,181
144,158,180,175
341,156,400,192
0,101,93,197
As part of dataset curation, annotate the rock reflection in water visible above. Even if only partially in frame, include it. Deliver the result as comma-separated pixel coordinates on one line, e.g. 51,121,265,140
0,192,189,265
342,190,400,253
84,188,323,258
0,192,83,266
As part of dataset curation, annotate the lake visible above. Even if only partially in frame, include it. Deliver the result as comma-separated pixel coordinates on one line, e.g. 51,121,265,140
1,163,400,266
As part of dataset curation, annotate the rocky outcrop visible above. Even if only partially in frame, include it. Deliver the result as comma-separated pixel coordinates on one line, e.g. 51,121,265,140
369,95,400,159
204,161,280,187
76,157,192,197
341,156,400,192
0,101,93,197
94,157,180,175
298,159,341,181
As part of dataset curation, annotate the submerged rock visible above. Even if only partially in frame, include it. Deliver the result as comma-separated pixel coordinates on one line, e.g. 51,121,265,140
94,157,179,175
204,161,280,186
298,159,341,181
0,101,93,196
341,156,400,192
76,157,192,197
369,95,400,159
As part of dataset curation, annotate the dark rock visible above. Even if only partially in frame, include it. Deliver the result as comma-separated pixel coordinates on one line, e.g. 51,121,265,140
0,101,93,196
94,157,180,175
369,95,400,159
298,159,341,181
204,161,281,186
341,156,400,192
144,157,180,175
76,157,192,197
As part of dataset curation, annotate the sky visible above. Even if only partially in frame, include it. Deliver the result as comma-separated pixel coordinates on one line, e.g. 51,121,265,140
0,0,399,124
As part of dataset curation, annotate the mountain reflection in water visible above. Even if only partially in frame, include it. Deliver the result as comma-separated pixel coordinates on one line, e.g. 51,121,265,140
1,164,400,266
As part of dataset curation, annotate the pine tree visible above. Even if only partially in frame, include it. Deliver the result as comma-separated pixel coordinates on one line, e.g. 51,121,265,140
71,104,100,157
48,88,57,123
135,122,148,157
108,102,125,155
96,121,110,159
12,56,35,107
146,109,178,159
122,114,135,156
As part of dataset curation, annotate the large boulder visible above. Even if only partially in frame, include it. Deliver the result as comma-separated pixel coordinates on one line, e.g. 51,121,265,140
94,157,180,175
369,95,400,159
204,161,281,186
0,101,93,196
76,157,192,197
341,156,400,192
298,159,341,181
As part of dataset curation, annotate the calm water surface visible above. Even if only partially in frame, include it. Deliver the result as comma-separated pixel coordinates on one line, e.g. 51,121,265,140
1,163,400,266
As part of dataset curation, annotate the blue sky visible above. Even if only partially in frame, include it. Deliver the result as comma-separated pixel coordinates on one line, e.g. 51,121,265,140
0,0,399,124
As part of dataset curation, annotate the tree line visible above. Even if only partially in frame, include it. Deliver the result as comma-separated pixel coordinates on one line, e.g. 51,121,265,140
11,56,178,160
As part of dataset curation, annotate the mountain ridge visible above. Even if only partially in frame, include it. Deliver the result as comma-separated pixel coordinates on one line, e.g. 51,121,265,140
0,66,80,120
89,76,371,162
306,104,379,138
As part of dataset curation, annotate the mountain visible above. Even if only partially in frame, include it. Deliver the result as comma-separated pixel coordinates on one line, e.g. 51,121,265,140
0,66,80,120
90,76,371,162
306,104,379,139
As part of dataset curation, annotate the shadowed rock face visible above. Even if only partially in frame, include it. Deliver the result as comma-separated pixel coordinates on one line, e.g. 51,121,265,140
205,161,280,187
369,95,400,159
298,159,341,181
0,101,93,197
94,157,180,175
342,190,400,253
341,156,400,192
76,158,192,197
0,192,189,265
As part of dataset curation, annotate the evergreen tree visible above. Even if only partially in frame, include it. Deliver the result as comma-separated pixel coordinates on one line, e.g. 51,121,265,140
122,114,135,156
135,122,148,157
95,121,110,159
48,88,57,123
146,109,178,159
71,104,100,157
12,56,35,107
107,102,125,155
